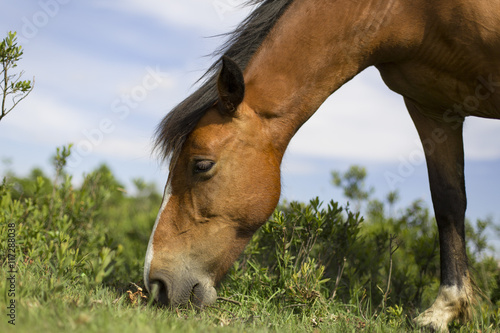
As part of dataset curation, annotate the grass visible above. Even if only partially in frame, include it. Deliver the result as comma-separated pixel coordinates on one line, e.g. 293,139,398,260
0,284,414,333
2,243,497,332
2,282,497,332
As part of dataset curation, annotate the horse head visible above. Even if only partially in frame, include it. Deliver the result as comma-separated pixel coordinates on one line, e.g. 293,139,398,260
143,57,281,307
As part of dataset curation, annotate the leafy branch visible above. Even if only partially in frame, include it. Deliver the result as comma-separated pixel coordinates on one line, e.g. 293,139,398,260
1,31,34,123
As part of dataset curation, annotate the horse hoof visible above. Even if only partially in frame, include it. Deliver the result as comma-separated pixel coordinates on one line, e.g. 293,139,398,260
413,311,449,333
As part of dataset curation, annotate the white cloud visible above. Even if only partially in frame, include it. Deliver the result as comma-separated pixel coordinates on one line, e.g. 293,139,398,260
281,157,318,175
93,135,153,160
0,93,93,145
288,68,500,162
288,68,418,162
464,117,500,160
93,0,252,33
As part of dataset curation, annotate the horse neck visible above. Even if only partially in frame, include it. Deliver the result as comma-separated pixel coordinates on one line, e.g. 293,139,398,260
242,0,415,155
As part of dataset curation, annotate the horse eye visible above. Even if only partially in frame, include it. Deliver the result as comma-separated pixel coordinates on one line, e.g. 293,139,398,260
194,160,215,174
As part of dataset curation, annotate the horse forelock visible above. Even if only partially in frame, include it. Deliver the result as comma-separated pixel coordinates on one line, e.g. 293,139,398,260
153,0,295,167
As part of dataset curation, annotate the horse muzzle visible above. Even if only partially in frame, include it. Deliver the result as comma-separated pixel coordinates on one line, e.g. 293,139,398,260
148,271,217,308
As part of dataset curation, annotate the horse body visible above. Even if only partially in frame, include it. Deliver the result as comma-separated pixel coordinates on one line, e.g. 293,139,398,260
377,1,500,120
144,1,499,331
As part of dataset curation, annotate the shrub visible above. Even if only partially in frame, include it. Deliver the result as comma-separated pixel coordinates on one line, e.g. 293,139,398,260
223,171,500,325
0,145,160,307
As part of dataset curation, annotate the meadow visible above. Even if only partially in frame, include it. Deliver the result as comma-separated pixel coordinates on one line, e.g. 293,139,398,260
1,145,499,332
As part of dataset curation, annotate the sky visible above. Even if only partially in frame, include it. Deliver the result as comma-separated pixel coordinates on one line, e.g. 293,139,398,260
1,1,499,251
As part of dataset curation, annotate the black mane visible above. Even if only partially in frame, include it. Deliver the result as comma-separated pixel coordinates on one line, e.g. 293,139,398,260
154,0,295,165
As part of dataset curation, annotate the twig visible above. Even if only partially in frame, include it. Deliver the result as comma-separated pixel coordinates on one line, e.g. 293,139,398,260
0,73,34,122
129,282,144,292
330,257,347,300
382,235,399,308
283,303,307,309
217,297,242,306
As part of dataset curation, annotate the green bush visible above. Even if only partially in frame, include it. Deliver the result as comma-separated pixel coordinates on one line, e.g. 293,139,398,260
222,177,500,327
223,198,363,312
1,151,116,296
1,148,498,331
0,145,160,307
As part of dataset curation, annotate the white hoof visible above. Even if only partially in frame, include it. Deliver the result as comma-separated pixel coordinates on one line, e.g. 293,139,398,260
413,284,473,332
414,308,451,332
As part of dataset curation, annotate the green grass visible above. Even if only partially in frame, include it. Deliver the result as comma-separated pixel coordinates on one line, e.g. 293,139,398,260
2,282,498,333
1,147,499,332
0,283,415,333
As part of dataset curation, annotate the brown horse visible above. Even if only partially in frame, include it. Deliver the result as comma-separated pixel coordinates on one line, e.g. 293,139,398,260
144,0,500,331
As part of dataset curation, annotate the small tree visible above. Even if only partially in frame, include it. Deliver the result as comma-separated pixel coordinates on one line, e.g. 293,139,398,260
1,31,34,123
331,165,373,211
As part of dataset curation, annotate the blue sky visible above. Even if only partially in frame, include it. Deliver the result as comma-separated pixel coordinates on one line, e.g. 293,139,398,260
1,1,499,250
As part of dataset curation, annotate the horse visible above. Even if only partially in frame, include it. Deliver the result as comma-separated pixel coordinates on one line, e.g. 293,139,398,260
144,0,500,331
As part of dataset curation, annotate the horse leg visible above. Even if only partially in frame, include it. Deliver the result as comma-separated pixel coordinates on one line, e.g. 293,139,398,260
405,99,473,332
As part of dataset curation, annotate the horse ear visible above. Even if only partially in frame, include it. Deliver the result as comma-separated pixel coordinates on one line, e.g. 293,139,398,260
217,56,245,115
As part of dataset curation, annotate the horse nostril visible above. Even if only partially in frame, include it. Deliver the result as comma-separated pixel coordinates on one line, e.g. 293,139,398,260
191,282,218,308
150,279,169,306
190,283,201,305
